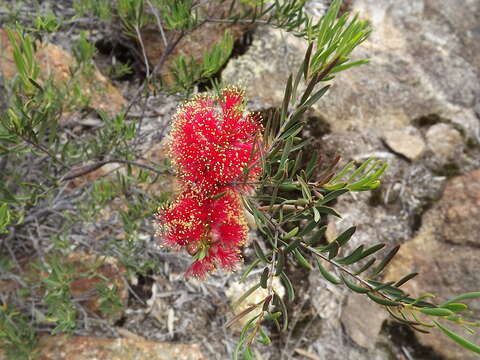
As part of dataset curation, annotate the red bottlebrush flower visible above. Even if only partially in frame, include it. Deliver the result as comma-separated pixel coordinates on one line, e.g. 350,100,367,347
185,253,215,279
186,243,241,278
158,191,207,247
169,87,262,192
208,191,248,248
157,87,263,278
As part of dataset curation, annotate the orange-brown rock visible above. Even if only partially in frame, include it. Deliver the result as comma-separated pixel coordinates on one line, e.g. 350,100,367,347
0,335,205,360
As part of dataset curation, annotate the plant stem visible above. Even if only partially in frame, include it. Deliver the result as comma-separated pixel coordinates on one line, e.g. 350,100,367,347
61,159,171,181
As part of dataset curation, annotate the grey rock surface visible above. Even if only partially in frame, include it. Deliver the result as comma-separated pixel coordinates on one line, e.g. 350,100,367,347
426,122,464,164
223,0,480,358
341,294,389,349
383,127,426,161
386,169,480,360
223,0,480,141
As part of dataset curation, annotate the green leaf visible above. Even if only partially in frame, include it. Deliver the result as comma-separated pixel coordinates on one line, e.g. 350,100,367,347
394,272,418,287
277,137,294,175
253,241,270,264
319,188,349,205
273,292,288,331
264,312,282,321
332,59,369,73
298,219,319,237
366,292,400,307
302,85,331,108
440,292,480,307
360,243,385,259
233,314,258,360
279,121,303,139
341,275,369,294
305,150,319,180
280,272,295,302
354,257,376,275
275,249,285,276
240,258,261,283
330,161,355,183
284,238,301,254
315,205,342,218
297,175,312,202
328,241,339,260
440,303,468,313
336,245,364,265
346,158,375,182
307,225,327,246
0,203,11,232
371,245,400,277
321,226,356,253
233,283,261,309
281,74,293,124
282,226,299,239
293,248,312,270
420,308,454,317
433,321,480,354
257,327,271,345
303,41,314,80
260,267,269,289
315,258,340,284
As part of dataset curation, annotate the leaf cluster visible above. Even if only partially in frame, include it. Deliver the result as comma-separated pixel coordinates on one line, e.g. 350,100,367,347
0,305,38,360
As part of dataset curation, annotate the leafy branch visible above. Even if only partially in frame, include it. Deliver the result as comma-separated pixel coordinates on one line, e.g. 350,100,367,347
222,0,480,357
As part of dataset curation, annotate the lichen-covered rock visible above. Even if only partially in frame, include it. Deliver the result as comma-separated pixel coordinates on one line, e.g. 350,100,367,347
385,169,480,360
222,26,307,109
341,294,389,349
223,1,480,141
425,122,464,165
383,127,426,161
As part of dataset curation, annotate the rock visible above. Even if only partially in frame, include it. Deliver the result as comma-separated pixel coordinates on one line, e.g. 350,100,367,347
314,0,480,138
0,29,126,116
385,169,480,360
1,335,205,360
225,275,285,329
432,169,480,248
383,127,426,161
425,123,464,164
224,1,480,141
222,26,307,109
308,270,396,360
341,294,388,349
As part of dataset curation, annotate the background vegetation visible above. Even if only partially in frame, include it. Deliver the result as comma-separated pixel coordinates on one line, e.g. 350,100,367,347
0,1,479,359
